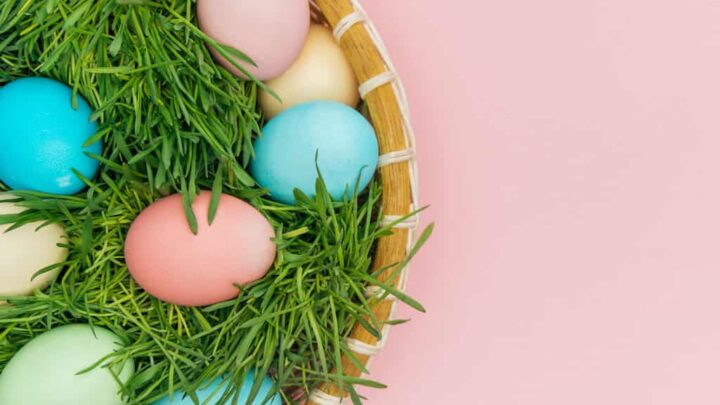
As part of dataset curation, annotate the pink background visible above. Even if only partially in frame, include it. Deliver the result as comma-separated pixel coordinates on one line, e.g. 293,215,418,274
360,0,720,404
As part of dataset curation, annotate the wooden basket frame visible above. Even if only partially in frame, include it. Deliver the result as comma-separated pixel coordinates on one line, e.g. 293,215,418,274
308,1,420,403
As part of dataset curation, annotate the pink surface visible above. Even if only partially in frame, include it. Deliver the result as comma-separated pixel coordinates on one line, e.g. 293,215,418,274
361,0,720,404
125,192,276,307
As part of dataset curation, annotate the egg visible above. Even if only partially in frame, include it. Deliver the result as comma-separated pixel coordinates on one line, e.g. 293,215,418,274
197,0,310,81
124,191,276,306
250,101,379,205
260,25,359,118
153,370,281,405
0,324,134,405
0,194,67,301
0,77,102,195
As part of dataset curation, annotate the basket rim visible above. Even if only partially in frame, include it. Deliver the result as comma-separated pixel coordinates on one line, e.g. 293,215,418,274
309,1,420,404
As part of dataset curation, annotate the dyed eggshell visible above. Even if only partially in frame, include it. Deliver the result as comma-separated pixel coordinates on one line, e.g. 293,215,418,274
0,194,67,300
260,25,359,118
0,77,102,195
250,101,379,205
153,370,281,405
0,324,134,405
197,0,310,81
124,191,276,306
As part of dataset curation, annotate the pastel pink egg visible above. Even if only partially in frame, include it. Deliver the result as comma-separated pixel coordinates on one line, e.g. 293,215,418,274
124,191,276,306
197,0,310,81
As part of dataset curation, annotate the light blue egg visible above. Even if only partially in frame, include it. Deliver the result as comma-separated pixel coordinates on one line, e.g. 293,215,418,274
0,77,101,195
250,101,378,205
153,370,281,405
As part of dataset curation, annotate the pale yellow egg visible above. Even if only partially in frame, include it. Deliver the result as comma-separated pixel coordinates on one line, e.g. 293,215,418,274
0,194,67,300
260,25,360,118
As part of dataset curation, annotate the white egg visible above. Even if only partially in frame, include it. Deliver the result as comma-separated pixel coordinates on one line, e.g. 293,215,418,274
0,194,67,300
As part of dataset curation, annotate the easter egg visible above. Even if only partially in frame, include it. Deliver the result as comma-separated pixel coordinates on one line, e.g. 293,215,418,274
0,324,134,405
153,370,281,405
197,0,310,81
0,77,101,195
124,191,276,306
260,25,359,118
0,194,67,300
250,101,379,205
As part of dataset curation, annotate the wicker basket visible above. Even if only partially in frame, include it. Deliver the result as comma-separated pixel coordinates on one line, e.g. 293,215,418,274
307,1,420,403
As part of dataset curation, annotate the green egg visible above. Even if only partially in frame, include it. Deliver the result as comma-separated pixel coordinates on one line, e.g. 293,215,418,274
0,324,134,405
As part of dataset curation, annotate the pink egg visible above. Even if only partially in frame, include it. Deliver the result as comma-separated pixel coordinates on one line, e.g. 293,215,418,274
197,0,310,81
124,191,276,306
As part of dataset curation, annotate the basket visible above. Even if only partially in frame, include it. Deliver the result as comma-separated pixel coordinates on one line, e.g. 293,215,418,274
308,1,420,403
0,0,420,402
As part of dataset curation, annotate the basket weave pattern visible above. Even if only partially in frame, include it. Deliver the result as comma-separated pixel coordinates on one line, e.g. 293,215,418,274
308,1,419,403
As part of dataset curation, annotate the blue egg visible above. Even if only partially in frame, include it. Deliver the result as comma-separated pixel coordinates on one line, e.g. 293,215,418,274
250,101,378,204
153,370,281,405
0,77,102,195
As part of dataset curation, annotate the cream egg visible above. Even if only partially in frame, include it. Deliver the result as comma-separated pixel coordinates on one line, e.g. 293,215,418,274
260,25,360,118
0,194,67,300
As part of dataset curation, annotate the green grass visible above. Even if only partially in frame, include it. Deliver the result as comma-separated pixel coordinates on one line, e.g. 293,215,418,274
0,1,430,404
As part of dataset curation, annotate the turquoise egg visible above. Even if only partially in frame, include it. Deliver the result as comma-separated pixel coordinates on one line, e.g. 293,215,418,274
0,77,102,195
153,370,281,405
0,324,134,405
250,101,378,204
